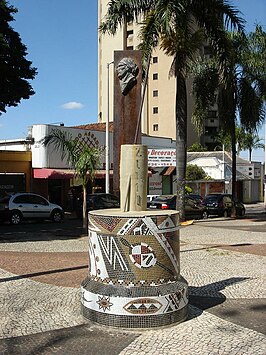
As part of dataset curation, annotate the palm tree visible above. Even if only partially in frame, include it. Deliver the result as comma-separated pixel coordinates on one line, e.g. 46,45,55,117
215,126,245,154
242,133,265,161
216,127,264,160
99,0,243,220
42,129,103,230
244,25,266,101
192,25,265,200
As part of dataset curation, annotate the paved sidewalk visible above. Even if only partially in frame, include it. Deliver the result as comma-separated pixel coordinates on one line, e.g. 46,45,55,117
0,214,265,354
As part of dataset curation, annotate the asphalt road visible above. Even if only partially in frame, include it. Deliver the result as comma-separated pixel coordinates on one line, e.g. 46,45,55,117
0,203,265,241
0,215,84,242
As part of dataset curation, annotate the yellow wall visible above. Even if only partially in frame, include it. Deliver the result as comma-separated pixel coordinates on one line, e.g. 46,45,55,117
0,151,32,191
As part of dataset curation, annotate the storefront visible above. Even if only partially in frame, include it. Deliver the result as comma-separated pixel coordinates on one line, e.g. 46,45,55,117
1,124,261,205
0,151,32,196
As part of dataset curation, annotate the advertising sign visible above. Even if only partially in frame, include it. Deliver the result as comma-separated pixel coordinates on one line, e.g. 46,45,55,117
148,149,176,167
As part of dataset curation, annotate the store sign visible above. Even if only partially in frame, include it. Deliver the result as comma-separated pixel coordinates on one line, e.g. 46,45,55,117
0,174,25,195
148,149,176,167
148,167,163,195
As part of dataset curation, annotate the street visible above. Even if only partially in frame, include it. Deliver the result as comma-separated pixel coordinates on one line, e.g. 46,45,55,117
0,203,265,239
0,214,84,242
0,204,265,354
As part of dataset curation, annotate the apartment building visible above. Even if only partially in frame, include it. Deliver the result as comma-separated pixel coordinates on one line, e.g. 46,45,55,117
97,0,219,149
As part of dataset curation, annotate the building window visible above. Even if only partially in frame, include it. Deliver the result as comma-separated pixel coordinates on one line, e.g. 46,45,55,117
153,107,158,114
153,90,158,97
205,126,218,135
127,30,133,37
207,110,217,118
153,56,158,63
204,46,212,55
153,124,159,131
204,46,213,58
153,73,158,80
127,30,133,43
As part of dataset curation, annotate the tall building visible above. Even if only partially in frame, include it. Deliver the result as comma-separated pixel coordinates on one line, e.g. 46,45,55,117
98,0,219,149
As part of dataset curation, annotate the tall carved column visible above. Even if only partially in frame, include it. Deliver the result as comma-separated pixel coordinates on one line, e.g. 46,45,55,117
113,51,142,196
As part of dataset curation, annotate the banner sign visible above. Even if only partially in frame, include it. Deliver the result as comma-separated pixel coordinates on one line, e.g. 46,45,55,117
148,149,176,167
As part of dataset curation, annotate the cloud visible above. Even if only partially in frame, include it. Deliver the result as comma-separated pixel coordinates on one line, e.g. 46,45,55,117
61,101,84,110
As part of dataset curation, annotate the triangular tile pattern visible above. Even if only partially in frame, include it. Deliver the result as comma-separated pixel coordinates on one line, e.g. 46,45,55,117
124,298,162,314
91,215,123,233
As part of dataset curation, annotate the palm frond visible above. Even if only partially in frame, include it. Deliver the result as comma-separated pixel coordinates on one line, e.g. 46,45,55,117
238,77,265,132
75,146,103,183
99,0,153,35
192,58,219,133
41,129,76,164
191,0,245,33
217,83,237,130
189,0,245,73
137,10,160,66
164,28,205,78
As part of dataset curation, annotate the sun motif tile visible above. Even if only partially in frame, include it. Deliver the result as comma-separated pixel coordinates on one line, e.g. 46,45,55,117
96,295,113,312
129,242,157,269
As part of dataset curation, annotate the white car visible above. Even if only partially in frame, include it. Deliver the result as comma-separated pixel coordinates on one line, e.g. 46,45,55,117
147,195,160,203
0,192,64,225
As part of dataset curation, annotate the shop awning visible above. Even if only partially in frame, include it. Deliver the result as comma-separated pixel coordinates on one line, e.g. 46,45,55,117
33,168,152,179
33,169,74,179
33,168,114,180
161,166,176,176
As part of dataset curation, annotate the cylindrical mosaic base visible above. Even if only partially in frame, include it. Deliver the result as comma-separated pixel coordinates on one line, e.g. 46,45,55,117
81,209,188,328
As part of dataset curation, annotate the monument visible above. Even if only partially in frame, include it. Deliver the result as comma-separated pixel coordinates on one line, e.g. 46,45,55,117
112,50,142,197
81,51,188,328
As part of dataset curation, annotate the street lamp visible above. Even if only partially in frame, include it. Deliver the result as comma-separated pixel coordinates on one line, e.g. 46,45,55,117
106,61,114,194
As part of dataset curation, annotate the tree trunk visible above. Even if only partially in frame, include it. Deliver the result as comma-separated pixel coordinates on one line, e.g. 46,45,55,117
231,119,237,211
82,184,87,231
249,148,252,162
175,74,187,221
229,85,237,217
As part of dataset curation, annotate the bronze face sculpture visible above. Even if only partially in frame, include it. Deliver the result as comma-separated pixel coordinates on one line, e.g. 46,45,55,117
116,57,139,95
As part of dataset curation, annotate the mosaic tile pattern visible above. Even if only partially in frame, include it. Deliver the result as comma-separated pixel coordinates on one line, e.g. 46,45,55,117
82,305,188,329
81,210,188,328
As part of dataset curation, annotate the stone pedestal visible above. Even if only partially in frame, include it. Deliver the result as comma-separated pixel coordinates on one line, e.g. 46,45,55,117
81,209,188,328
120,144,148,212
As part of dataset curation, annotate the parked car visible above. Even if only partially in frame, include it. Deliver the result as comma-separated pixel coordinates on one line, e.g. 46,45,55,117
148,195,208,220
187,194,203,204
0,192,64,225
202,194,245,217
76,193,120,219
147,195,160,203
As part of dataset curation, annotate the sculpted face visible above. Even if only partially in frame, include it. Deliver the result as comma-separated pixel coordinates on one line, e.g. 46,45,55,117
116,57,139,95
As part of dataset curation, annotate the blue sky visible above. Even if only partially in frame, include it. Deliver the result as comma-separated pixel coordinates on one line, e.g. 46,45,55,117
0,0,265,161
